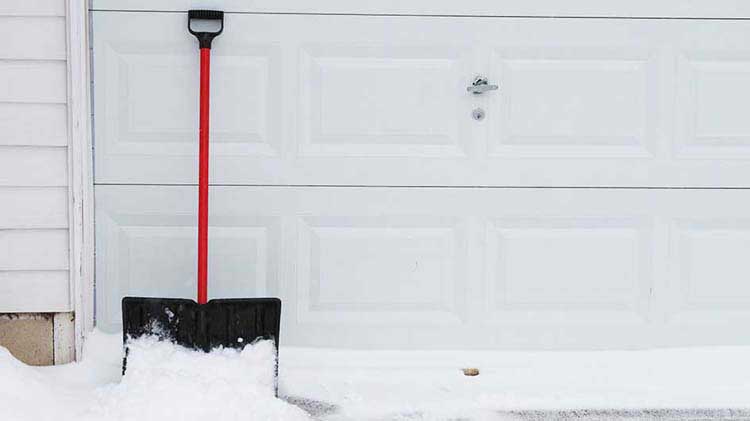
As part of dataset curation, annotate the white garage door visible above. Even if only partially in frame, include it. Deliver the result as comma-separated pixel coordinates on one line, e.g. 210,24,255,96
93,5,750,349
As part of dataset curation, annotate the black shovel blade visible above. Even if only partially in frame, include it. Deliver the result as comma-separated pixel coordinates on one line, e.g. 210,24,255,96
121,297,282,389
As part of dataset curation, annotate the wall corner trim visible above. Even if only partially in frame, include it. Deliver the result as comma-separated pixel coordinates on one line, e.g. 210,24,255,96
66,0,95,361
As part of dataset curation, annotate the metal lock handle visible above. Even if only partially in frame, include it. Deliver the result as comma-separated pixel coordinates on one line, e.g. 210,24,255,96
467,76,498,95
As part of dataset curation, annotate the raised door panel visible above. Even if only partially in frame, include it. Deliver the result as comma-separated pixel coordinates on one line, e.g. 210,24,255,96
94,13,282,184
676,53,750,159
298,46,471,158
295,216,465,326
486,218,651,323
489,49,656,159
95,188,281,332
668,219,750,325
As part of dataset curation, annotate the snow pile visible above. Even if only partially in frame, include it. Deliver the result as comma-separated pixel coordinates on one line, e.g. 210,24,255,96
0,334,310,421
0,346,72,420
87,336,309,421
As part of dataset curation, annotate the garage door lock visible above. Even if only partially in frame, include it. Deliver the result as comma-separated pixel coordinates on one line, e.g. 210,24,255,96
467,76,498,94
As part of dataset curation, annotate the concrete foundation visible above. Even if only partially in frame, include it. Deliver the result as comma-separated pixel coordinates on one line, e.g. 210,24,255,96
0,312,75,366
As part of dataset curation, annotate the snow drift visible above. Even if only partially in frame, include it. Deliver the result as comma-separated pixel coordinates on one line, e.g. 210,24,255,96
0,334,309,421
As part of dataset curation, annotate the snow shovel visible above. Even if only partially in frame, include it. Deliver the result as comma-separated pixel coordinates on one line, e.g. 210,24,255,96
121,10,282,389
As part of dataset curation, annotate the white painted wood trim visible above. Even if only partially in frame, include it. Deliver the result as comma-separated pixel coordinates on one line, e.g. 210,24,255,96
90,0,750,19
53,312,75,364
66,0,94,361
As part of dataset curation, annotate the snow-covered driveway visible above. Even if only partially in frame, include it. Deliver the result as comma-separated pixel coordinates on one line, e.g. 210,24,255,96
3,332,750,420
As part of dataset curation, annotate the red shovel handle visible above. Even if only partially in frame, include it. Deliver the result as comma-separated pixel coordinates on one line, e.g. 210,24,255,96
197,48,210,304
189,10,223,304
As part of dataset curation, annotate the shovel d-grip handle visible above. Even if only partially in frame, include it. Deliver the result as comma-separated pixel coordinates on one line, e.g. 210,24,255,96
189,10,223,304
188,10,224,49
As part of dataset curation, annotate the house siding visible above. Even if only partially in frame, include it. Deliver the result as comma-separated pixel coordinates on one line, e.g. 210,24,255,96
0,1,70,313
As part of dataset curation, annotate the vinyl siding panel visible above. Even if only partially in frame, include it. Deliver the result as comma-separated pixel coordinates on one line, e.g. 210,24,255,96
0,229,69,271
0,146,68,187
0,103,67,146
0,188,68,229
0,60,67,103
0,17,66,60
0,0,64,17
0,271,70,312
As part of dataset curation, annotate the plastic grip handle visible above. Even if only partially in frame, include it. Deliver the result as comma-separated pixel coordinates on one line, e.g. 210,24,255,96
188,10,224,49
188,9,223,20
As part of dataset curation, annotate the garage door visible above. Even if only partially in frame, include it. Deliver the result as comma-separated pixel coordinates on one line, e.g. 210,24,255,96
93,7,750,349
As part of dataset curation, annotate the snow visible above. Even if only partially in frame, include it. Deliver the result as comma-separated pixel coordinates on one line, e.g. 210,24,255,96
280,347,750,419
2,331,750,420
0,332,309,421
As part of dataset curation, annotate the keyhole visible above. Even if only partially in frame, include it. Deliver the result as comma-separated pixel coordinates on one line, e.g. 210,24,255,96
472,108,485,121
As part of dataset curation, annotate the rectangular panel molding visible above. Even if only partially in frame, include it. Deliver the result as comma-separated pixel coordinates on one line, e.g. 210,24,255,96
298,46,472,158
676,53,750,159
486,217,651,325
489,49,656,159
296,216,465,325
668,219,750,325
